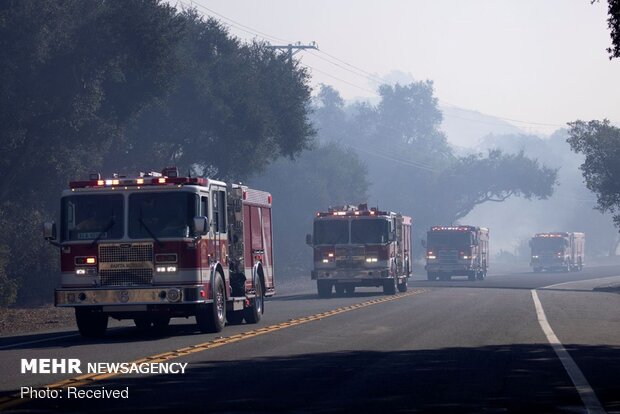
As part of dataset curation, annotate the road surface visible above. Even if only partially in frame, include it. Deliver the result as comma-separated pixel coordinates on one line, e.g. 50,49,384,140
0,264,619,413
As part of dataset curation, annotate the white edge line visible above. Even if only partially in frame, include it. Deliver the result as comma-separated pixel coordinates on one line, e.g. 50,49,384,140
541,275,620,290
0,333,78,350
531,289,606,414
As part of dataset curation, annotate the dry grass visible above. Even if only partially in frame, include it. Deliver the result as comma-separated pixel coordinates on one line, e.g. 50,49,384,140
0,305,75,337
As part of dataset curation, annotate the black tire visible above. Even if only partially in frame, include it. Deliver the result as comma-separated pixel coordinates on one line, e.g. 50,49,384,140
75,307,108,338
344,285,356,296
468,271,476,281
196,274,226,333
477,271,486,281
244,276,263,324
334,284,346,296
533,267,542,273
226,310,245,325
427,273,437,281
383,278,397,295
317,280,332,298
397,279,408,292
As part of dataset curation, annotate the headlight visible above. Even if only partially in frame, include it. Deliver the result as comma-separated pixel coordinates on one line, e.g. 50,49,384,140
427,255,436,259
365,257,378,263
532,255,539,259
462,255,470,259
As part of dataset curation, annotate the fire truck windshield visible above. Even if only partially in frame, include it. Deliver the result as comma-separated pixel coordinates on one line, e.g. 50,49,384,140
313,220,349,245
129,192,197,239
531,237,566,251
351,219,390,244
427,231,472,248
61,195,124,241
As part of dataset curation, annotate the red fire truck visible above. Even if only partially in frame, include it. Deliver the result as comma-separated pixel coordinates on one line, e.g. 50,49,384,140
306,204,412,297
530,232,585,272
424,226,489,281
44,167,274,337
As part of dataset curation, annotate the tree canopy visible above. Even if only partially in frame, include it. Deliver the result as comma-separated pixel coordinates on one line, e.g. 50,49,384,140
0,1,315,305
567,119,620,227
112,12,314,181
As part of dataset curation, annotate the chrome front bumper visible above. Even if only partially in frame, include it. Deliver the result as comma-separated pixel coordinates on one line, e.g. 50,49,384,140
55,285,209,307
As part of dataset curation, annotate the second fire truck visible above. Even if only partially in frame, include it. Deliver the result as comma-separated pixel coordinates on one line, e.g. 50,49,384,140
44,167,275,337
424,226,489,281
530,232,585,272
306,204,412,297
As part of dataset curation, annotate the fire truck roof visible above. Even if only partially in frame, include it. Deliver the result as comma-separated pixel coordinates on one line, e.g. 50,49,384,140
430,225,488,232
68,167,223,190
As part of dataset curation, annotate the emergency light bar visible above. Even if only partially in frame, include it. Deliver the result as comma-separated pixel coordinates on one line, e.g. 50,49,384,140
534,233,568,238
314,203,390,217
70,168,208,189
431,226,474,232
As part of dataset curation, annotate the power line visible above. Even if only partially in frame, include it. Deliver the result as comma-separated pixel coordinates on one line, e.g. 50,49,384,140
177,1,566,132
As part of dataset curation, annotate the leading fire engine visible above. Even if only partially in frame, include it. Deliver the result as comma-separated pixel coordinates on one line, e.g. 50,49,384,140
424,226,489,281
306,204,412,297
44,167,275,338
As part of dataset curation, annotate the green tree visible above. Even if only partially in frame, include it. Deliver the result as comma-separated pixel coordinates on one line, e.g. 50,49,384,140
0,0,186,305
594,0,620,58
435,150,557,221
567,119,620,227
112,11,314,181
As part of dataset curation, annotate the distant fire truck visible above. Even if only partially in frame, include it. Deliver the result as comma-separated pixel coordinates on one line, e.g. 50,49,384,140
424,226,489,281
530,232,585,272
44,167,274,338
306,204,412,297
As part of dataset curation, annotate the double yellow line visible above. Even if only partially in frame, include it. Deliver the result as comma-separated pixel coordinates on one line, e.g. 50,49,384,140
0,289,425,411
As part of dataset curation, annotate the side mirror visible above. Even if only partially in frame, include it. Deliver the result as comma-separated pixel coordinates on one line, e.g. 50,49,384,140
421,239,427,248
389,232,396,242
43,221,57,241
472,239,479,246
305,234,313,246
193,216,208,236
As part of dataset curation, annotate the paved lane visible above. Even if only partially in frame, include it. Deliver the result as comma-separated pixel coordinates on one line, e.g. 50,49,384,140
0,265,618,413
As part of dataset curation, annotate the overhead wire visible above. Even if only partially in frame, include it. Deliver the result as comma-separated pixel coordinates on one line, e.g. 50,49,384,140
178,1,566,132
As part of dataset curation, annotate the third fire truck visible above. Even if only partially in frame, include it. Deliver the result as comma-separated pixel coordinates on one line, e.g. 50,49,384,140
306,204,412,297
424,226,489,281
44,167,274,337
530,232,585,272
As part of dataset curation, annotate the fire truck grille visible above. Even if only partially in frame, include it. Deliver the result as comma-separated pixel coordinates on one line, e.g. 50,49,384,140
98,243,154,286
335,246,365,268
438,250,458,264
100,269,153,286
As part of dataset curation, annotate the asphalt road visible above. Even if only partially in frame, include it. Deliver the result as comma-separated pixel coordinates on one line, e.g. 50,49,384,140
0,264,619,413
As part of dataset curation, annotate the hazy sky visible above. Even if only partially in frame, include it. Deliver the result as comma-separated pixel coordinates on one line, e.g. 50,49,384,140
183,0,619,134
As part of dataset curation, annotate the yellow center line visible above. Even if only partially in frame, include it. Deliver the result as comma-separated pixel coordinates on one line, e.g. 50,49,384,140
0,289,426,411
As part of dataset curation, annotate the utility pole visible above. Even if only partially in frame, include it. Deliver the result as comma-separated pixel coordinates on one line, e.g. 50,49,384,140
265,41,318,63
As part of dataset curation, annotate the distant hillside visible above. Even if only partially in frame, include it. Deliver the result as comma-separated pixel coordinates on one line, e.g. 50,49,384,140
440,106,525,149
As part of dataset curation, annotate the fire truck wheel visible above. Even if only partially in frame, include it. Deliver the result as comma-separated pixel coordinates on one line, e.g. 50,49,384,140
344,285,356,296
397,279,408,292
244,276,263,324
533,267,542,273
196,274,226,333
317,280,332,298
75,308,108,338
468,272,476,281
334,284,346,296
476,271,485,280
226,310,245,325
383,278,397,295
427,273,437,281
